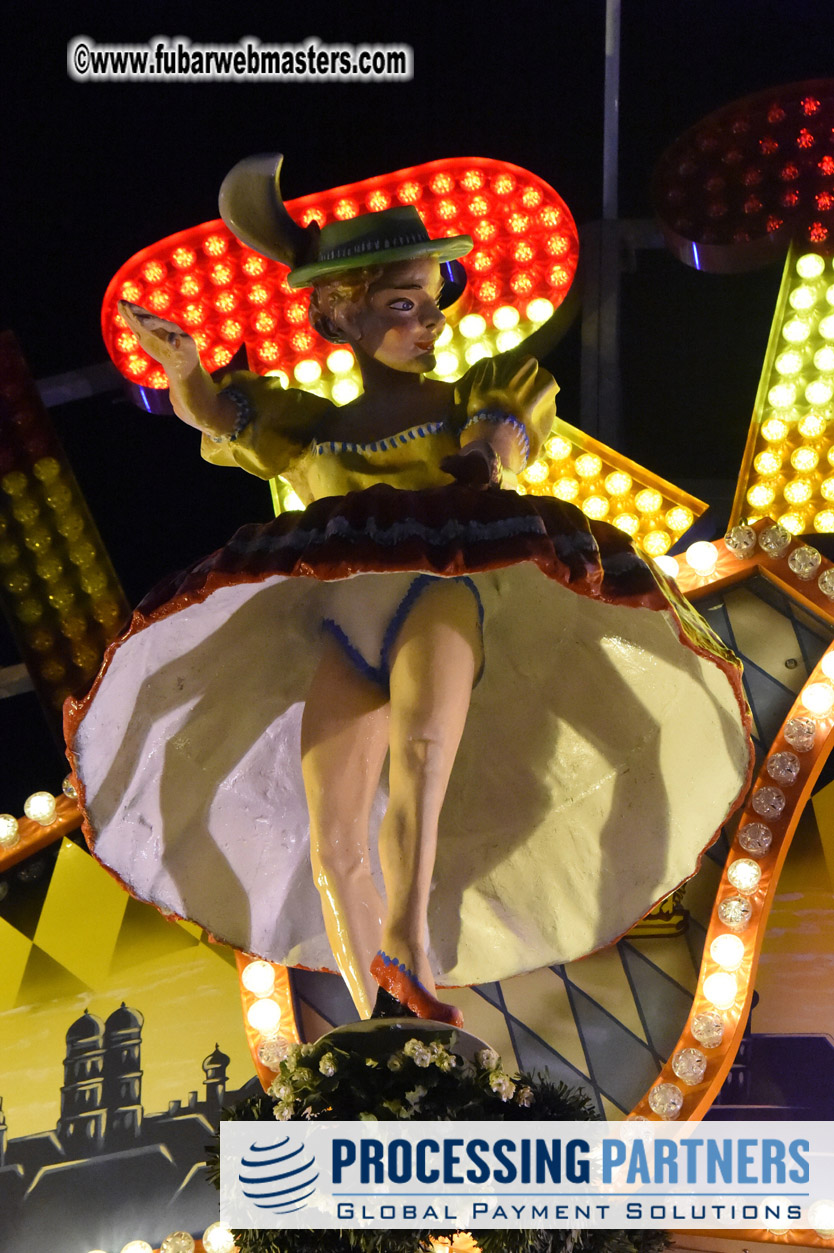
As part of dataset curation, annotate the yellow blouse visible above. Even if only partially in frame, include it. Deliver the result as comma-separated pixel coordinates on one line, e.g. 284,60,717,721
201,351,559,504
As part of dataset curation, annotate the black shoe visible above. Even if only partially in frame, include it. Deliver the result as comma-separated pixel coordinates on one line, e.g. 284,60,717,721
370,986,419,1020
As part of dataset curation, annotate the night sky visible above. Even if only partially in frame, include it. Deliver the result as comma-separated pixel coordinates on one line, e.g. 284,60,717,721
2,0,833,806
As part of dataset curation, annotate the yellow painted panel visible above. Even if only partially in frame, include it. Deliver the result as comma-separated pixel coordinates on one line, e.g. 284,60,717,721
32,839,127,988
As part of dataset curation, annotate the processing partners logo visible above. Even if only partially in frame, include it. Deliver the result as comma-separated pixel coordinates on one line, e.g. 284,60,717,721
221,1120,834,1232
238,1134,319,1216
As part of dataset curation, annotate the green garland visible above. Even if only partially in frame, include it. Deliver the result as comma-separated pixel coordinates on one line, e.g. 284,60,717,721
210,1030,669,1253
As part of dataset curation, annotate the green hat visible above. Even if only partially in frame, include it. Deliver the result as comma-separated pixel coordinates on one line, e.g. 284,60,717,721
219,154,472,290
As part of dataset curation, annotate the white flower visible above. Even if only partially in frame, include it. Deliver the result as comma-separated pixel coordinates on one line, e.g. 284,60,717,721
273,1103,294,1120
292,1067,315,1086
489,1071,515,1101
476,1047,500,1071
269,1081,293,1103
319,1052,337,1077
516,1086,534,1107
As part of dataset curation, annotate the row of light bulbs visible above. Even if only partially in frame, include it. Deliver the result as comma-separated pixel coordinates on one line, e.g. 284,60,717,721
641,520,834,1155
85,1221,236,1253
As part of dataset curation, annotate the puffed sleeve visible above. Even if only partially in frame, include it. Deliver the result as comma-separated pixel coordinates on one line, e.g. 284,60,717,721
451,352,559,465
200,373,332,480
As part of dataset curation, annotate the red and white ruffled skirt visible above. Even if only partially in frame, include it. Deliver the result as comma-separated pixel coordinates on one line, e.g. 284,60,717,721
65,484,754,984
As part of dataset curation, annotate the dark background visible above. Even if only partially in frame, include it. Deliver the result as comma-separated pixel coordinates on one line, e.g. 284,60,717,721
2,0,833,808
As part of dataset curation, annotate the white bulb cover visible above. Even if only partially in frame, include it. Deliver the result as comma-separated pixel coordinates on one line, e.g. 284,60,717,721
493,305,520,330
710,933,745,970
23,791,57,826
727,858,762,895
241,959,276,996
653,555,679,578
808,1198,834,1236
0,814,20,848
801,681,834,715
202,1223,237,1253
685,541,718,575
120,1243,154,1253
246,997,282,1036
796,252,826,278
703,971,738,1009
459,313,486,339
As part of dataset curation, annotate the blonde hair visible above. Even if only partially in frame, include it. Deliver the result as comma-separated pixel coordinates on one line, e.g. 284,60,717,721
308,266,384,343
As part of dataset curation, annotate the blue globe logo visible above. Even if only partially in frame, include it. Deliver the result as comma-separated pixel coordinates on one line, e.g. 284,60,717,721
238,1135,319,1214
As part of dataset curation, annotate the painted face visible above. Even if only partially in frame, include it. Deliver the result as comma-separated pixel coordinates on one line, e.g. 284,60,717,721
334,256,446,372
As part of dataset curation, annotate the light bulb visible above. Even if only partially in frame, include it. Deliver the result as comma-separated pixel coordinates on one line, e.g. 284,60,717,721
801,682,834,715
703,971,738,1009
294,359,321,384
246,998,282,1037
796,252,826,279
685,541,718,575
0,814,20,849
241,960,276,997
23,792,57,826
458,313,486,339
492,305,519,330
710,933,745,970
653,555,679,578
331,378,360,406
326,348,354,374
202,1224,237,1253
526,297,554,323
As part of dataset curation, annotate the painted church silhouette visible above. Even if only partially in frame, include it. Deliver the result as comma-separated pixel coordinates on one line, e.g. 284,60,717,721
0,1003,257,1253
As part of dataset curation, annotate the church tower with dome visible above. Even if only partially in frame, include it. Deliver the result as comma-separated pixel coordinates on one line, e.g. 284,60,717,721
102,1003,144,1140
56,1010,106,1152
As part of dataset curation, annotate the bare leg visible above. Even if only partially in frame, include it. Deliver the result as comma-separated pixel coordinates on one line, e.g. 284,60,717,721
301,637,390,1018
376,580,482,1007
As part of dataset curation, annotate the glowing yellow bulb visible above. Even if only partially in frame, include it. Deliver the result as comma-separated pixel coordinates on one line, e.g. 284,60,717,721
496,329,522,352
761,416,789,442
747,483,776,509
802,681,834,715
458,313,486,339
783,478,813,504
818,314,834,340
522,461,548,485
331,378,360,406
685,541,718,575
552,477,579,501
665,506,693,534
796,252,826,279
265,369,289,387
613,513,639,536
774,349,803,376
814,510,834,532
582,495,609,520
246,998,282,1036
544,435,573,462
654,555,679,578
642,530,672,556
634,488,663,515
710,933,745,970
806,379,834,405
241,960,276,997
433,351,460,377
815,346,834,373
768,382,797,408
326,348,354,374
294,359,321,384
24,791,57,825
789,284,817,311
778,511,806,535
434,324,453,348
575,453,602,480
0,814,20,849
604,471,632,496
754,450,782,475
703,971,739,1010
799,412,827,438
526,297,554,323
492,305,520,330
821,476,834,501
464,343,490,365
783,318,811,344
790,447,819,472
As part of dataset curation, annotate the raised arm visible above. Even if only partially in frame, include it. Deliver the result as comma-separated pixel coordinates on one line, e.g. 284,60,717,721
118,300,239,438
